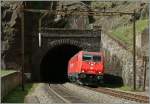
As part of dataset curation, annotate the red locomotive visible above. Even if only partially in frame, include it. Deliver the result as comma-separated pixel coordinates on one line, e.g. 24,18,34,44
68,51,104,85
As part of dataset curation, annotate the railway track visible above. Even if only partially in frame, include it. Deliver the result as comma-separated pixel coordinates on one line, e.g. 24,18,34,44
48,84,87,103
82,85,149,103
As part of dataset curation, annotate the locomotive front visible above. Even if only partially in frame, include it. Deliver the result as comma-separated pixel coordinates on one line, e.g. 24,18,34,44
68,51,104,85
79,52,104,85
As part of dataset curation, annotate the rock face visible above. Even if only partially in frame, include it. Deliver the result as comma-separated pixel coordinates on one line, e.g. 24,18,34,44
1,1,23,70
1,1,93,75
92,1,149,30
102,32,149,90
41,1,93,29
59,1,93,29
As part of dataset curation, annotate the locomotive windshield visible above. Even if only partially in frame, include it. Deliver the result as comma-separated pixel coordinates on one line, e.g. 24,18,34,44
93,55,101,61
83,54,92,61
83,54,101,62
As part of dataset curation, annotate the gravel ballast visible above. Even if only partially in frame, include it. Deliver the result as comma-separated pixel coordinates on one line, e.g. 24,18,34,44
24,83,59,103
24,83,148,104
63,83,148,104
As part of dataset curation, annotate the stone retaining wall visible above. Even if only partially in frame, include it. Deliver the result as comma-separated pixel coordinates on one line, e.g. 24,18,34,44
1,71,21,100
101,32,149,89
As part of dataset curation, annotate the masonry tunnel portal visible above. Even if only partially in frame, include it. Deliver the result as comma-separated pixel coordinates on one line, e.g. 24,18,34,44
40,44,82,83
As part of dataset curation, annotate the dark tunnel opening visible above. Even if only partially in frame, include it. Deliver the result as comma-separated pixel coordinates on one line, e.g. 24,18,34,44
40,44,82,83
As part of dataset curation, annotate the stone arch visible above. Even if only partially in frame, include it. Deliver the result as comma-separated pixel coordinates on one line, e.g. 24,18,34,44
31,39,89,81
49,39,89,50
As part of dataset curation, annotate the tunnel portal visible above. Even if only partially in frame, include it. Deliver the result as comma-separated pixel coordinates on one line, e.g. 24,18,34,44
40,44,82,83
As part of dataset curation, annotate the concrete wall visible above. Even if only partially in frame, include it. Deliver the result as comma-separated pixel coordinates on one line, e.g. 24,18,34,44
101,32,149,89
1,72,21,100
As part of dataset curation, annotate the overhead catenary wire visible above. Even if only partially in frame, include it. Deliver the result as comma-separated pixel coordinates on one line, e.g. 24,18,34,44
23,9,134,16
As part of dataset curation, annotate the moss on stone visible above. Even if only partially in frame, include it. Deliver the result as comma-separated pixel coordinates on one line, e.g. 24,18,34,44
0,69,17,77
2,83,37,103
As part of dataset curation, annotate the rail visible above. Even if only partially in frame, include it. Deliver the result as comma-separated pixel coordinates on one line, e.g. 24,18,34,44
84,86,149,103
48,84,87,103
48,85,71,103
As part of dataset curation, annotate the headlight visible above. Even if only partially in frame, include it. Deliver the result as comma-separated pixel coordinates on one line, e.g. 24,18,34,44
97,76,102,79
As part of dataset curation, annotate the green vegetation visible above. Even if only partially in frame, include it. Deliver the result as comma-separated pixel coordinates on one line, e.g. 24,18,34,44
91,1,112,9
118,85,132,91
2,83,37,103
105,62,111,70
111,19,149,49
91,1,149,50
0,69,17,77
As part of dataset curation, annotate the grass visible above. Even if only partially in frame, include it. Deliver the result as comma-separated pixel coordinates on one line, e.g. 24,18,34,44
0,69,17,77
111,19,149,49
117,85,132,91
98,83,133,91
98,83,132,91
91,1,112,9
2,83,37,103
